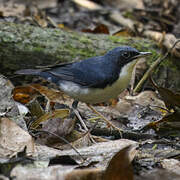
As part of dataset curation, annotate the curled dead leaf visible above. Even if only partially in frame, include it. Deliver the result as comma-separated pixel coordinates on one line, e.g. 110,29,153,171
30,109,70,129
82,24,109,34
13,86,39,104
150,77,180,110
30,84,65,103
103,145,137,180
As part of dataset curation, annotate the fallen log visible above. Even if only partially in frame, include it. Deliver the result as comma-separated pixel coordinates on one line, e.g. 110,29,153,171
0,22,157,75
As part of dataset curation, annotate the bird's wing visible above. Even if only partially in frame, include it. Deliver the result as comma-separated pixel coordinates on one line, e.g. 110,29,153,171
46,57,118,88
36,61,75,69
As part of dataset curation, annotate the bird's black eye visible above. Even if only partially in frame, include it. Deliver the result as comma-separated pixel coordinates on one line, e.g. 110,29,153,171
122,51,130,58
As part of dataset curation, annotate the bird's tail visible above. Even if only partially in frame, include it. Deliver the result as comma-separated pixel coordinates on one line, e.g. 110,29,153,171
15,69,60,84
15,69,42,75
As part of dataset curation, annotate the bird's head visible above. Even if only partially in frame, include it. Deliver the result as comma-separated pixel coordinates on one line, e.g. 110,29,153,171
105,46,151,70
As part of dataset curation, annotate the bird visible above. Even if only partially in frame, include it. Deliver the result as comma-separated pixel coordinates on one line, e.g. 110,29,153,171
16,46,151,131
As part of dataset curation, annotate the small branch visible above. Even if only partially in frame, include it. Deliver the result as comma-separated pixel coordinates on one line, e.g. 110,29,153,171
134,39,180,93
30,128,85,161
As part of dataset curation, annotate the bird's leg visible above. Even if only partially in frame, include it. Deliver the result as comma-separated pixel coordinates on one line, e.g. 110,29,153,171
87,104,123,132
72,100,88,131
72,101,96,143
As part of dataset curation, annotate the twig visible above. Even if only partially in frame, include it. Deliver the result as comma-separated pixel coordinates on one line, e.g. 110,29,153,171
134,39,180,93
30,128,85,161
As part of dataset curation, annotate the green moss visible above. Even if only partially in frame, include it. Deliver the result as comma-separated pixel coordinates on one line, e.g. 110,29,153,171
108,36,128,44
0,32,17,43
32,47,44,52
77,48,96,57
79,36,93,44
62,43,96,60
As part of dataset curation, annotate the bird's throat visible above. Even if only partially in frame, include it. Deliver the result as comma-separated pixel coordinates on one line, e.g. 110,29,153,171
120,60,137,79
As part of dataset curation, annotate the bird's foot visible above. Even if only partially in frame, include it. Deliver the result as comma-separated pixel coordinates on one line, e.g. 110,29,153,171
87,104,123,136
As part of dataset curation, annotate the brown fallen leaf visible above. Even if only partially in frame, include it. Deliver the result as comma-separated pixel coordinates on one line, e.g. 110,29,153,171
65,168,103,180
10,139,136,179
30,84,65,103
33,10,48,28
14,84,66,107
150,77,180,110
113,28,134,37
135,169,180,180
141,109,180,134
0,117,34,158
30,109,70,129
65,144,137,180
82,24,109,34
57,131,96,150
35,116,76,147
103,145,137,180
33,15,47,27
13,85,39,104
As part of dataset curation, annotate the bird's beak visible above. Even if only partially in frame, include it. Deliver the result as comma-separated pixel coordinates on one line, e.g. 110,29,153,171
137,51,152,57
139,52,152,56
131,51,152,61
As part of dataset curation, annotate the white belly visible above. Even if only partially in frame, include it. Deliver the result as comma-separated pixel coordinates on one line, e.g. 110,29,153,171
59,62,135,104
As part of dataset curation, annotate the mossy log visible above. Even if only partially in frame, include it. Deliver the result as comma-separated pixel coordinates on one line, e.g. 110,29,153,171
0,22,157,75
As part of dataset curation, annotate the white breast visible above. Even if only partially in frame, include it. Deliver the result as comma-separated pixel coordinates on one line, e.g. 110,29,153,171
59,62,136,104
